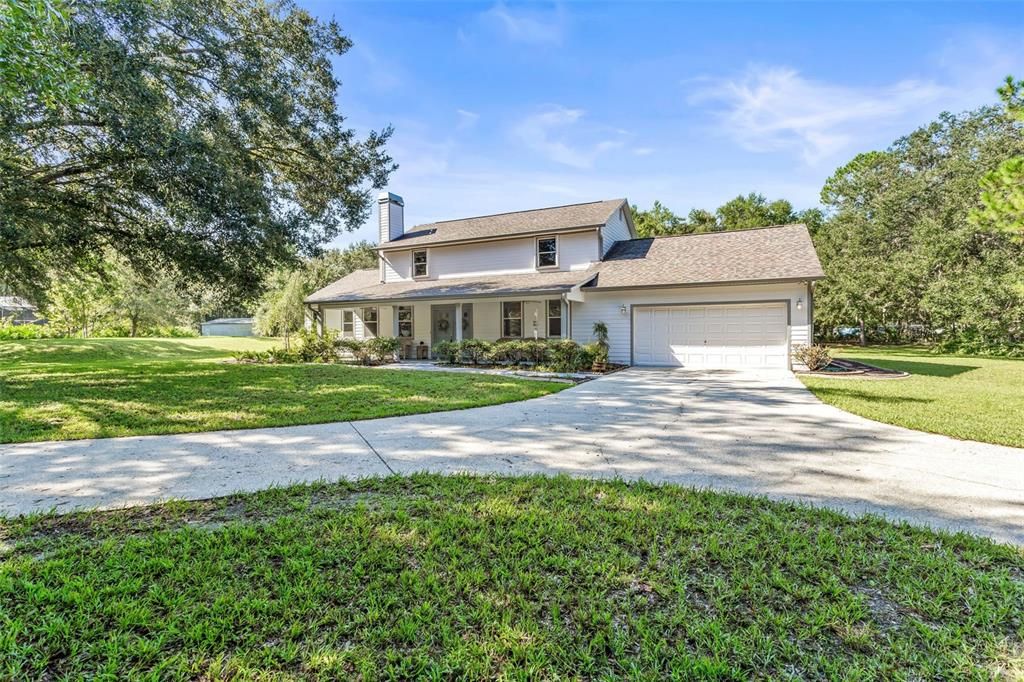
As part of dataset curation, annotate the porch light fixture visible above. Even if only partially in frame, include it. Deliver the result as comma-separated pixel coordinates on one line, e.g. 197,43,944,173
796,297,803,310
619,304,627,315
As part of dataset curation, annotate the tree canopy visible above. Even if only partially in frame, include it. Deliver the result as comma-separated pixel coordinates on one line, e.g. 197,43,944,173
813,105,1024,349
972,76,1024,241
254,241,377,342
1,0,394,299
630,193,820,237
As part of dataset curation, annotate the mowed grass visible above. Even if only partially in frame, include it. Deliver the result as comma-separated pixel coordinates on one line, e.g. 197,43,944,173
2,475,1022,679
800,346,1024,448
0,338,566,443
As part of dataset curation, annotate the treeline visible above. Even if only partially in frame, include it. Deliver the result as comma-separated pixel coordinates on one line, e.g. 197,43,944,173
633,84,1024,354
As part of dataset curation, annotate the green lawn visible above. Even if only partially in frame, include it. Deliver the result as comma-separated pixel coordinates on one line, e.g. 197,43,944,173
800,346,1024,448
0,338,566,443
2,475,1022,679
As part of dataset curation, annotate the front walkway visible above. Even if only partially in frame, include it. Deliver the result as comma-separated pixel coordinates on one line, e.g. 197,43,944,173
2,369,1022,544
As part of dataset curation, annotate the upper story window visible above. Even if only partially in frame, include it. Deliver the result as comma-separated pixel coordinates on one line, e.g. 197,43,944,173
412,250,428,278
502,301,522,338
342,310,354,337
536,237,558,269
547,300,561,337
362,307,378,337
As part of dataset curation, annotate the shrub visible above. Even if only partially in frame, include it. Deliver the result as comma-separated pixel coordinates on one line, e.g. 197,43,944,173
792,344,832,371
548,339,598,373
338,338,371,364
432,340,457,363
0,322,58,340
460,338,492,365
592,322,610,365
365,337,400,364
294,329,343,363
145,325,198,338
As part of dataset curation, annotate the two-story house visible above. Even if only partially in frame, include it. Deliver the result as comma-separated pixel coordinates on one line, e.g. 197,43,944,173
305,193,824,370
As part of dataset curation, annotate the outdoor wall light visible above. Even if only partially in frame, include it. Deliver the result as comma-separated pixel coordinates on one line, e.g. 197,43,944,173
619,304,628,315
796,298,803,310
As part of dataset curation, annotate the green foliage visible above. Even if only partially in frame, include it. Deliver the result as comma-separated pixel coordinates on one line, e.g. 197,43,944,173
547,339,595,373
631,193,817,237
792,344,833,371
0,320,57,339
971,76,1024,241
0,0,87,109
364,336,400,364
4,475,1021,678
294,328,341,363
432,339,459,363
814,106,1024,351
2,338,564,442
2,0,394,298
255,242,377,339
459,338,491,365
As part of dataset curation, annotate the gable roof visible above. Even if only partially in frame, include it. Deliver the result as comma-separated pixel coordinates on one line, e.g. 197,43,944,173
589,224,824,289
380,198,628,249
305,267,599,305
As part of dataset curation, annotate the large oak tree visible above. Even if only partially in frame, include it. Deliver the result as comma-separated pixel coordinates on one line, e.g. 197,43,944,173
1,0,394,298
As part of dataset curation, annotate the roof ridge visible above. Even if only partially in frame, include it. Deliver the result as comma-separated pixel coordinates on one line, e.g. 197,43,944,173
618,223,807,243
416,198,624,228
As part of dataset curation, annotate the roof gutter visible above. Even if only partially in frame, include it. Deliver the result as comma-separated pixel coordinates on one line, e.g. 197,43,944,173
585,275,825,293
306,286,585,307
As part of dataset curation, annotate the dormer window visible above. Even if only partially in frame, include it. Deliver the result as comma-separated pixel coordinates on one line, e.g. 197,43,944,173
536,236,558,269
412,250,428,278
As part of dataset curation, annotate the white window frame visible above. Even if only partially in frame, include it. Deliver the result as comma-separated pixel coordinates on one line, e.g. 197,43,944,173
362,307,378,338
502,301,523,338
536,236,558,270
546,299,562,338
412,250,428,279
397,305,414,338
341,309,355,338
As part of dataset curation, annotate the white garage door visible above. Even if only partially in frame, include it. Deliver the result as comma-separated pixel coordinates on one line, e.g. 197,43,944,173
633,303,789,369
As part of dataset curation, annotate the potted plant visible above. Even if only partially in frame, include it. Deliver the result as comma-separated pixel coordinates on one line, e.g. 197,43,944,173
591,321,609,372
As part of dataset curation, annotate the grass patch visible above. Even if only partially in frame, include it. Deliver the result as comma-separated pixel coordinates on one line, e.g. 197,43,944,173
1,475,1022,679
800,346,1024,448
0,338,566,443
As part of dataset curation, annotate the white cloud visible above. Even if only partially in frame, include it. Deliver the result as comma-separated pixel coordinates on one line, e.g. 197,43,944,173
512,106,629,169
482,2,566,45
633,147,654,156
456,109,480,130
689,66,949,164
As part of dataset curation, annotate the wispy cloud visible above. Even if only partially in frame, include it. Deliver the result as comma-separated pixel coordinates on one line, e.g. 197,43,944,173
512,106,628,169
689,66,949,164
633,147,654,157
482,2,567,45
456,109,480,130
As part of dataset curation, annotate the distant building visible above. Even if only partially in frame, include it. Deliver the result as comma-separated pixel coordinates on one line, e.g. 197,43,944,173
0,296,41,324
200,317,255,337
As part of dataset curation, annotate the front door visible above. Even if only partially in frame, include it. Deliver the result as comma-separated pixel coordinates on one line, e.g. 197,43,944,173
431,305,457,349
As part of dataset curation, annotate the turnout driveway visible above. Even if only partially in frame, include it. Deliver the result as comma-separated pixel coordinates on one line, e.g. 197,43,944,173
2,368,1022,544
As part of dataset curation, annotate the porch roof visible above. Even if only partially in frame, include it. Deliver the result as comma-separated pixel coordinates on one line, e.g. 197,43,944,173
305,267,598,305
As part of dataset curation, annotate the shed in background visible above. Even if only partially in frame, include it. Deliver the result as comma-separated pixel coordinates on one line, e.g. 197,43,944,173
200,317,254,337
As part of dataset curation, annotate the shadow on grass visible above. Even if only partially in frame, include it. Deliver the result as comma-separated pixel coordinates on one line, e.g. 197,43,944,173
808,386,933,406
845,359,979,378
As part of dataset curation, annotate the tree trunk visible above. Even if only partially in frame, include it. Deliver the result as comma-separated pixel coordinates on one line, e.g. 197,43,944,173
858,318,867,346
130,316,138,337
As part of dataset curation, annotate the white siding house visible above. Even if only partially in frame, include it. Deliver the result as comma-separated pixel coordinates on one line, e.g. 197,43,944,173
306,194,824,370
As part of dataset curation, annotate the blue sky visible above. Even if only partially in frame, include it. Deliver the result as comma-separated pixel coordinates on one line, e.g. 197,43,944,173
306,1,1024,248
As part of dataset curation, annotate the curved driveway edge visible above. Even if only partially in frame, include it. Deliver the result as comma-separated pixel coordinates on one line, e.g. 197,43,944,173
2,368,1022,544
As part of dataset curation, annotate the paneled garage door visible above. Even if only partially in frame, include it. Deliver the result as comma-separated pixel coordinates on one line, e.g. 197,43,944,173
633,303,789,369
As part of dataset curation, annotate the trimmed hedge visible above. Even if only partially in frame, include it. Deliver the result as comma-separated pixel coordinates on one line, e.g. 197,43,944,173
431,338,602,373
234,331,400,365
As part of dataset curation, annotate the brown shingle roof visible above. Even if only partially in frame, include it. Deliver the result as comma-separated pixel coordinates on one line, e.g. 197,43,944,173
589,224,824,289
305,267,599,304
381,198,627,249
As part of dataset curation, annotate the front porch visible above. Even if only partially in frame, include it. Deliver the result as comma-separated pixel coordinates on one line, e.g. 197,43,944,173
313,296,569,360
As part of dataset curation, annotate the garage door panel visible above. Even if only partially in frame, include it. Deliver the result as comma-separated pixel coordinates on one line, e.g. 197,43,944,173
633,303,789,369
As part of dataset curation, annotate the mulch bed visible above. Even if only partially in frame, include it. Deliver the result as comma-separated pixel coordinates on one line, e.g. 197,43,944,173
799,358,909,380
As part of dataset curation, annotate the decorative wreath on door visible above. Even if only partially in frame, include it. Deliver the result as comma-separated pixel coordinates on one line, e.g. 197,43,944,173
437,319,450,332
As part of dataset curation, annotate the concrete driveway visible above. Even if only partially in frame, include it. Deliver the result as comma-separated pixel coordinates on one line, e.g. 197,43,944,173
2,368,1022,544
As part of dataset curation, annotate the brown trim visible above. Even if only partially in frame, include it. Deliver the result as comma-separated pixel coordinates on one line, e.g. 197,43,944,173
374,225,601,252
629,299,793,370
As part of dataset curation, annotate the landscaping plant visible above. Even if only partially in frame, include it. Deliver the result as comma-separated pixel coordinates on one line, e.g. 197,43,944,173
793,344,833,371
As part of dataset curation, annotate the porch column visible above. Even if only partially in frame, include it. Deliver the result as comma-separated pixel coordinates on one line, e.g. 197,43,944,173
455,302,463,343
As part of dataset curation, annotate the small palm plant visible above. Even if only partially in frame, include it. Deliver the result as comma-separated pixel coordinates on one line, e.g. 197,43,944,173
592,321,610,371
